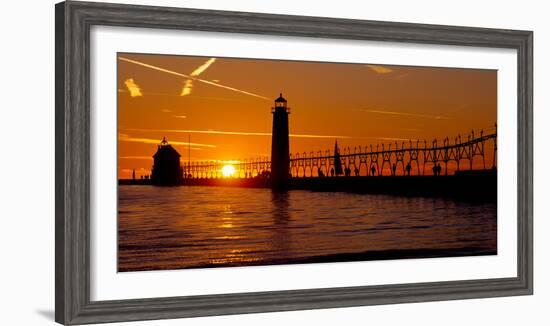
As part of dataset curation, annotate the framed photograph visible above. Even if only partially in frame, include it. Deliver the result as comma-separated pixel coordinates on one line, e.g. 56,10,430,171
55,1,533,324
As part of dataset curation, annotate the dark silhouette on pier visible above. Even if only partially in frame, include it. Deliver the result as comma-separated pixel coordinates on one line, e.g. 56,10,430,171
334,140,343,176
151,137,183,186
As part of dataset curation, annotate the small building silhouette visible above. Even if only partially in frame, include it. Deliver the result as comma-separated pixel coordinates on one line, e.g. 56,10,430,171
151,137,183,186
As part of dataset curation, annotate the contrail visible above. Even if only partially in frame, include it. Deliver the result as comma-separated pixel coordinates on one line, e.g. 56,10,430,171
121,128,352,139
181,79,193,96
119,57,270,101
190,58,216,76
356,109,453,120
181,58,217,96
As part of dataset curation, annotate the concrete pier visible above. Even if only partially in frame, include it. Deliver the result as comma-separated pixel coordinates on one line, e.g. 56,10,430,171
120,169,496,201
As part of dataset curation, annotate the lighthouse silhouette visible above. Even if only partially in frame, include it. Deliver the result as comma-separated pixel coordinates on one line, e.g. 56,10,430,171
270,93,290,190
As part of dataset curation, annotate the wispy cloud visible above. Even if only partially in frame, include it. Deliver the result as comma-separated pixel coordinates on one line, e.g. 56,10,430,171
392,73,409,80
120,90,251,104
366,64,393,74
118,133,216,148
401,128,421,132
119,57,270,101
121,128,352,139
180,130,271,136
174,115,187,119
376,137,422,142
355,108,453,120
291,133,351,139
124,78,143,97
181,79,194,96
119,156,154,160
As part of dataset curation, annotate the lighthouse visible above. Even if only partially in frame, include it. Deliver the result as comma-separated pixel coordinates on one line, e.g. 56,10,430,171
151,137,183,186
270,93,290,190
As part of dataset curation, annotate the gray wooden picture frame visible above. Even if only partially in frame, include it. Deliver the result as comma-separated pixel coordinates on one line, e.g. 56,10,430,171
55,1,533,324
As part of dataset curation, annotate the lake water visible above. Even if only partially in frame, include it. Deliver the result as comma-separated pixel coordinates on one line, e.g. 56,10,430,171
118,185,497,272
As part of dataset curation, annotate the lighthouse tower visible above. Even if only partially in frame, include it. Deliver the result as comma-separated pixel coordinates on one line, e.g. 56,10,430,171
270,93,290,190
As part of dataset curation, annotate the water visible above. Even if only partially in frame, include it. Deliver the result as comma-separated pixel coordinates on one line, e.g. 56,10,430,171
118,185,497,272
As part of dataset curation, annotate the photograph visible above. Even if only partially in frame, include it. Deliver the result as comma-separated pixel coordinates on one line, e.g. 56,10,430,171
117,53,498,272
0,0,536,324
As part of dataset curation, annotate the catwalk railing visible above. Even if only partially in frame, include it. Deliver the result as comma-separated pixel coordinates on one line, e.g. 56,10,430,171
182,128,497,179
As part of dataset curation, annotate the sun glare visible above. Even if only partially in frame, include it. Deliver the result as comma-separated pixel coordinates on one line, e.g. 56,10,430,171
221,165,236,178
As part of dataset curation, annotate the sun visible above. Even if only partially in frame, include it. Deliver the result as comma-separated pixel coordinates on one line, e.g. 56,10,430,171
221,165,236,178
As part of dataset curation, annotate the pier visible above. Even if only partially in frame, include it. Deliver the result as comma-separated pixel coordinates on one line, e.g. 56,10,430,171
119,94,497,201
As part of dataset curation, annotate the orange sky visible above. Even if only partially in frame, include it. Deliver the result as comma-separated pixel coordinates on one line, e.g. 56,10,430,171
117,53,497,179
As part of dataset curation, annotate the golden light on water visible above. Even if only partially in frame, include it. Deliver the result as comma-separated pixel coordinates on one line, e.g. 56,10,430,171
221,165,236,178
